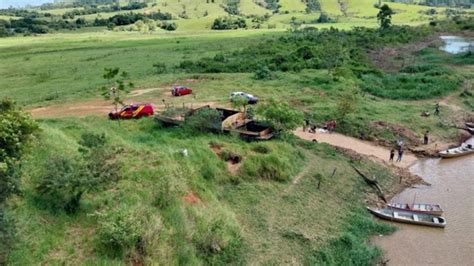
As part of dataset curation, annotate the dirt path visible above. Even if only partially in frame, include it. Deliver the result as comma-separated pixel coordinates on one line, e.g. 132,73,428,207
29,98,221,119
293,128,418,168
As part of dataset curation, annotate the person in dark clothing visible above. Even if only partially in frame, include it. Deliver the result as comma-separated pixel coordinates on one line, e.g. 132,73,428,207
423,131,429,145
309,125,317,133
303,119,310,132
396,147,404,162
389,148,395,162
434,103,440,116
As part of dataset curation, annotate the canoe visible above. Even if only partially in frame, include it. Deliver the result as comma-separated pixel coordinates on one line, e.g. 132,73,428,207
386,203,443,216
439,144,474,158
367,207,446,228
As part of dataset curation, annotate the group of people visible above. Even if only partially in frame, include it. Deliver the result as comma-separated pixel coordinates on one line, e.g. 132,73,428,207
303,119,337,134
389,139,405,163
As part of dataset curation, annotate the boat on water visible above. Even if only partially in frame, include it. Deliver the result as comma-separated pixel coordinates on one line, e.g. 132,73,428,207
367,207,446,228
439,143,474,158
387,203,443,216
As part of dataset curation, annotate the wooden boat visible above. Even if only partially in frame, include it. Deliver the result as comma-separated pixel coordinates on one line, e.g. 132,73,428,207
439,144,474,158
386,203,443,216
367,207,446,228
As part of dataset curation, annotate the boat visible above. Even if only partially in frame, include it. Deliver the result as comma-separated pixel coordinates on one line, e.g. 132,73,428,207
386,203,443,216
367,207,446,228
467,126,474,134
439,144,474,158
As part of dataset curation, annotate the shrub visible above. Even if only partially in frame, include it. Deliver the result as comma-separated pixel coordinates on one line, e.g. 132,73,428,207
184,108,223,133
257,98,304,133
33,133,121,214
211,16,246,30
253,65,274,80
95,207,145,258
152,62,167,74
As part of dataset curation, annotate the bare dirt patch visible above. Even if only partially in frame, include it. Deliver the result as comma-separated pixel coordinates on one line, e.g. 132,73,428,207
184,191,201,204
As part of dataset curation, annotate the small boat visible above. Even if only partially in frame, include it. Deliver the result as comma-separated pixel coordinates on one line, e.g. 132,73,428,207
439,144,474,158
467,126,474,134
386,203,443,216
367,207,446,228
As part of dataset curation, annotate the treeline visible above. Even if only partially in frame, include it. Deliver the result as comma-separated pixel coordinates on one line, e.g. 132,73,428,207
0,11,174,36
61,2,148,19
38,0,153,10
178,17,472,98
388,0,473,7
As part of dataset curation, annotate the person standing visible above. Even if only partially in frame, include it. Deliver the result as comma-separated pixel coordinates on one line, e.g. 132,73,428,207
434,103,440,116
389,148,395,162
396,146,404,162
423,131,429,145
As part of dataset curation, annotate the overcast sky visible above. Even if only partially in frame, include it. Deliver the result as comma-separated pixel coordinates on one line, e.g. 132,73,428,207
0,0,56,9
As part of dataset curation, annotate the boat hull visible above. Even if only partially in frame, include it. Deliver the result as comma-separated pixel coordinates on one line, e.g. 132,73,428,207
367,207,446,228
386,203,443,216
439,148,474,158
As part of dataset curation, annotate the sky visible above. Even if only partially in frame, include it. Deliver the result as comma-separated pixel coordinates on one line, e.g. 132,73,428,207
0,0,56,9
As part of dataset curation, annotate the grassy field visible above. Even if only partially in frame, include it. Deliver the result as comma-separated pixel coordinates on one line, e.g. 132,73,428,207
6,116,399,264
1,1,473,264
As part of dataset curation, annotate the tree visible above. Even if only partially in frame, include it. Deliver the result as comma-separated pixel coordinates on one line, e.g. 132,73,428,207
257,98,304,133
101,67,134,115
377,4,394,30
33,133,121,214
320,39,349,77
231,95,249,120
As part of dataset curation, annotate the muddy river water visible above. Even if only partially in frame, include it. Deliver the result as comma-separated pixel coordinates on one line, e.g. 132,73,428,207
374,138,474,265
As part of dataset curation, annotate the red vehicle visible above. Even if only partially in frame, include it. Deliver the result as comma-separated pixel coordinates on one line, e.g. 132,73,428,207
109,103,154,120
172,86,192,96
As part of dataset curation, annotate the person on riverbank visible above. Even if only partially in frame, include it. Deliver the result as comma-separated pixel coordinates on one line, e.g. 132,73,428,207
434,103,440,116
389,148,395,162
424,131,429,145
396,146,404,162
303,119,309,132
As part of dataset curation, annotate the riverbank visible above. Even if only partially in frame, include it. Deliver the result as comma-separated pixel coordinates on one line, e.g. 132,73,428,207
374,137,474,265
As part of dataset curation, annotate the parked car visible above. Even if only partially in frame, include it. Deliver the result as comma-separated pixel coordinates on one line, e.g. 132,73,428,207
172,86,193,96
230,92,258,104
109,103,154,119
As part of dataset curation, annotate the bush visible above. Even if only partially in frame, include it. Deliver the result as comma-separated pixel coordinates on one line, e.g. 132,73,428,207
33,133,121,214
253,65,274,80
211,16,246,30
184,108,223,133
95,207,145,258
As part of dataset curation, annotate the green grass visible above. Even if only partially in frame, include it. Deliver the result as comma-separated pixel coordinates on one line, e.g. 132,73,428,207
6,116,403,264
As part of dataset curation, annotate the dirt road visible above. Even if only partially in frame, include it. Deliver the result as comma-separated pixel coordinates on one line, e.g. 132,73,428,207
294,128,418,168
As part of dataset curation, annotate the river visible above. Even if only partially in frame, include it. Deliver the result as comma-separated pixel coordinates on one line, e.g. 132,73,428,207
374,138,474,265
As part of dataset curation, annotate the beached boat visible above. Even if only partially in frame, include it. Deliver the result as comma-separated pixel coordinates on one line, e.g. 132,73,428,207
467,126,474,134
439,144,474,158
367,207,446,228
386,203,443,216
